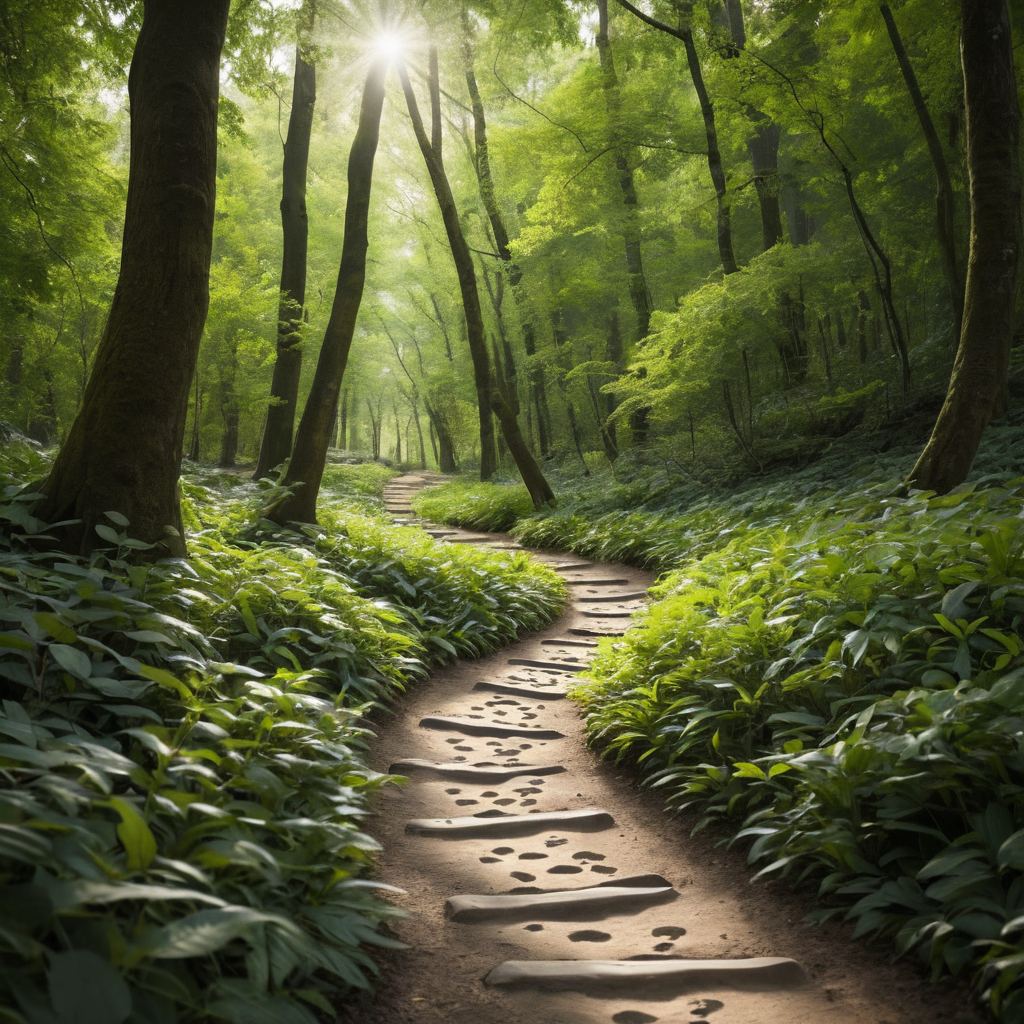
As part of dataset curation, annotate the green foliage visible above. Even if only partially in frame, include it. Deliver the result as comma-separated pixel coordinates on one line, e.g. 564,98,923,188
410,481,534,533
564,461,1024,1019
0,448,563,1024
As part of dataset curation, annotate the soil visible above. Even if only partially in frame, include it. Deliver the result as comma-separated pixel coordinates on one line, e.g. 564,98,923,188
338,473,982,1024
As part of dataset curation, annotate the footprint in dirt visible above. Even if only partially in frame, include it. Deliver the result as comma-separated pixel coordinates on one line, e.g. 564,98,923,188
612,1013,657,1024
652,926,686,940
688,1000,724,1018
455,799,478,806
569,930,611,942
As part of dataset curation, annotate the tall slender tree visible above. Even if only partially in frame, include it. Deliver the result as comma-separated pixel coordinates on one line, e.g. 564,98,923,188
268,57,387,526
613,0,738,276
910,0,1020,492
880,3,963,338
36,0,230,556
254,2,317,480
398,48,553,506
596,0,654,336
400,47,497,480
461,11,552,459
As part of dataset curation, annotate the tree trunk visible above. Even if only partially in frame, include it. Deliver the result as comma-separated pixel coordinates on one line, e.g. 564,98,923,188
605,308,622,451
462,20,551,460
188,366,202,461
425,398,457,473
414,405,427,469
218,332,239,467
880,3,963,340
268,58,387,525
597,0,654,334
910,0,1020,492
399,51,497,481
747,119,784,251
614,0,738,274
254,15,317,480
677,3,738,275
37,0,229,556
719,0,783,253
337,387,348,449
491,389,555,508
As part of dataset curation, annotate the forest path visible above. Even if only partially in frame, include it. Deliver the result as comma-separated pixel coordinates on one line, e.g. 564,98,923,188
339,473,979,1024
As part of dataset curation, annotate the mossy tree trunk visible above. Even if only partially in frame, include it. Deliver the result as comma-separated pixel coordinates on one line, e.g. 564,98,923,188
267,58,387,526
910,0,1020,492
36,0,230,557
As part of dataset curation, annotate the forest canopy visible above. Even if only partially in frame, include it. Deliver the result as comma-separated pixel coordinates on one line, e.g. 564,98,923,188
3,0,1019,531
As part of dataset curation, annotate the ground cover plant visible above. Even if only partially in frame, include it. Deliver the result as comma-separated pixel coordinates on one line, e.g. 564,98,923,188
0,446,563,1024
410,481,534,534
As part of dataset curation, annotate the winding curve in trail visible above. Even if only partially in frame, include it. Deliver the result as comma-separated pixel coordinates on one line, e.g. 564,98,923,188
341,474,979,1024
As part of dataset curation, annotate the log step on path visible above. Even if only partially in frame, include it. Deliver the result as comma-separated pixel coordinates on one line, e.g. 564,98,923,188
341,473,979,1024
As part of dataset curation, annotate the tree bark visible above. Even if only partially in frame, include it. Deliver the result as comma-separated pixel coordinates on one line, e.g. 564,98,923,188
254,13,317,480
491,389,555,508
218,332,239,467
880,3,963,340
399,51,497,481
462,18,551,459
747,118,784,251
597,0,654,334
37,0,229,556
910,0,1020,492
267,58,387,525
675,2,738,275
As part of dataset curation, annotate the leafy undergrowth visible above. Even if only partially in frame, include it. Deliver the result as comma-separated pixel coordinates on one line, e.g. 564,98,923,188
417,422,1024,1019
0,450,563,1024
411,480,533,533
574,490,1024,1017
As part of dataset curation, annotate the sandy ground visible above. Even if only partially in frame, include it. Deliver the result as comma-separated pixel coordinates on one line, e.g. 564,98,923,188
337,474,981,1024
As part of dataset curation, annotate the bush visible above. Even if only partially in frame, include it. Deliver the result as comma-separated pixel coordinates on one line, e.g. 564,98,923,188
411,481,534,533
572,473,1024,1020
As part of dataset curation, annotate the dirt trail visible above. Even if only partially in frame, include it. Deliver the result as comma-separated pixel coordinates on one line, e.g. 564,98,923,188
341,473,979,1024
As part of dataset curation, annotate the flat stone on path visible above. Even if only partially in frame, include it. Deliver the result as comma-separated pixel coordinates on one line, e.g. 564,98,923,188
446,879,677,923
472,680,569,700
418,715,565,740
390,759,567,783
405,807,615,838
506,658,583,672
483,956,807,993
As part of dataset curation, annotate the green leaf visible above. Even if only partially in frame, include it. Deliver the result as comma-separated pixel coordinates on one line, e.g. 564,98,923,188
999,829,1024,871
33,612,76,644
94,523,122,545
47,950,131,1024
941,581,980,622
49,643,92,679
107,796,157,870
103,510,130,527
144,907,299,959
137,662,191,699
